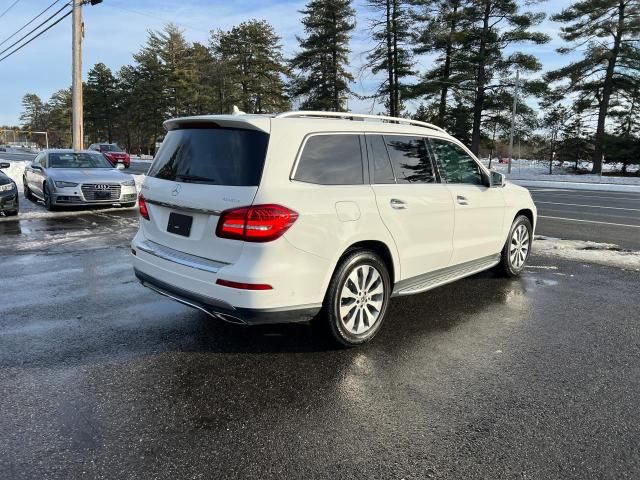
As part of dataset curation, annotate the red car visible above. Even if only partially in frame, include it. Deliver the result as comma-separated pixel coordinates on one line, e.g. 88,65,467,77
88,143,131,168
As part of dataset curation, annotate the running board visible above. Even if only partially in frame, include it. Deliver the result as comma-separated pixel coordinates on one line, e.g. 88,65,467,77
392,254,501,297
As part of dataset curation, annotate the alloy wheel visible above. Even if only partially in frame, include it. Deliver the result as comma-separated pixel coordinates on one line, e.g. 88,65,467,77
339,264,385,335
509,224,530,269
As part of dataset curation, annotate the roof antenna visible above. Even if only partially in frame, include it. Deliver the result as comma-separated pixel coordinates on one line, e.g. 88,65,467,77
232,105,246,115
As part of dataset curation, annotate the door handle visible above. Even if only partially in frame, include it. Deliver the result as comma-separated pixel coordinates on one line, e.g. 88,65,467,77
390,198,407,210
457,195,469,205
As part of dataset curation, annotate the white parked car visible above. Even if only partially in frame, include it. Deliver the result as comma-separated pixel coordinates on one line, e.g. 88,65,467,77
132,111,536,346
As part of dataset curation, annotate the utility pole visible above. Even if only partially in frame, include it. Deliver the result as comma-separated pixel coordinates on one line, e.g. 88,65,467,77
507,69,519,174
72,0,83,150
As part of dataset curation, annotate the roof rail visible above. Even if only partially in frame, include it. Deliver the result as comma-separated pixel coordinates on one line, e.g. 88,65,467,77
275,111,447,134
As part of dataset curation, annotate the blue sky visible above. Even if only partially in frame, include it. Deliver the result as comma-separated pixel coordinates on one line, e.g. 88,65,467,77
0,0,576,125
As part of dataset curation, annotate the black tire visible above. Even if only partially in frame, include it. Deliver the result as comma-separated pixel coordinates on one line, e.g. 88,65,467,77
498,215,533,277
43,182,57,211
23,179,35,201
320,250,391,347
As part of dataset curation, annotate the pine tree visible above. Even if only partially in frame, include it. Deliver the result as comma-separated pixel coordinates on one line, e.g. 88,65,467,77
188,42,217,115
546,0,640,173
211,20,290,114
132,31,170,153
363,0,413,116
84,63,118,143
409,0,469,126
46,89,72,148
290,0,356,111
19,94,46,131
458,0,549,154
147,24,196,118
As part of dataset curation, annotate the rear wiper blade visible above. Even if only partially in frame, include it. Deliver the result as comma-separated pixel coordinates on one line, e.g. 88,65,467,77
175,174,216,184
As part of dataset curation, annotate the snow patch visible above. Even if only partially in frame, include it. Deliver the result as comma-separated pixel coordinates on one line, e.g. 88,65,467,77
482,159,640,187
534,236,640,270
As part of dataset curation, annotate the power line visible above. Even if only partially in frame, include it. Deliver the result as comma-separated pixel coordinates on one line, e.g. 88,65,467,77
0,0,24,20
0,2,70,58
0,0,64,48
0,8,71,63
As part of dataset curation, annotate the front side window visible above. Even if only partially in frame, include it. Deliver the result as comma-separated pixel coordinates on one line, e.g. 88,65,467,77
294,134,363,185
429,138,485,185
384,135,435,184
32,153,43,168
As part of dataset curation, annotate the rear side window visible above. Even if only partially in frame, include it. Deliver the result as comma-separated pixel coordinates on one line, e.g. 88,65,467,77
148,127,269,186
294,135,363,185
367,135,395,184
384,136,435,184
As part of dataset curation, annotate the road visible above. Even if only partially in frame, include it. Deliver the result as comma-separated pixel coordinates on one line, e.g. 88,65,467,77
0,210,638,479
530,187,640,250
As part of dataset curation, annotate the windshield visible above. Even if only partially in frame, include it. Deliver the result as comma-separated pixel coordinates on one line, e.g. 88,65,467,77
48,152,115,169
148,127,269,186
100,144,123,152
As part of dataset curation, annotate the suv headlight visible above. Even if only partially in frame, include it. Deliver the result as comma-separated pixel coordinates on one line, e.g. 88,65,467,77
0,183,15,192
55,181,79,188
121,178,136,187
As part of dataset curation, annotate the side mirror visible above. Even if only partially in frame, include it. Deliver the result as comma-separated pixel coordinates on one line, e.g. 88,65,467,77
116,163,125,170
0,162,9,169
490,171,505,188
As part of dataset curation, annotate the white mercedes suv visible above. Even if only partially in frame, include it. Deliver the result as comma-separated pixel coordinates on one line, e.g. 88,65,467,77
131,111,536,346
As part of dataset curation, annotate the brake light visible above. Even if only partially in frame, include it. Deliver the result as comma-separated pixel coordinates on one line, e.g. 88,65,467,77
216,279,273,290
138,194,150,220
216,204,298,242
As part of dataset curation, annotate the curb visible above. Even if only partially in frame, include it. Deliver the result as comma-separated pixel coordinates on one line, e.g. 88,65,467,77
511,179,640,193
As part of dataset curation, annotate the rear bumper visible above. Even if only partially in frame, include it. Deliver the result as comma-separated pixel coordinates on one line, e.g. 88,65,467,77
134,268,320,325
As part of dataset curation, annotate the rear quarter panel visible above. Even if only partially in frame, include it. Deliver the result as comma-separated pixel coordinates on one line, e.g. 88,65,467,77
254,119,402,298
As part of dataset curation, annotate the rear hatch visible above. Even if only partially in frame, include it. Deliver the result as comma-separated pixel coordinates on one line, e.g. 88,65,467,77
141,118,270,265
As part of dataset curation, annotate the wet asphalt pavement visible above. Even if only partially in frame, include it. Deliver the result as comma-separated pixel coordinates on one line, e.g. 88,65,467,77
1,210,639,479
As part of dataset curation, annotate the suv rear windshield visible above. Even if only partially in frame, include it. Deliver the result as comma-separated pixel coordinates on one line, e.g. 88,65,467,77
148,127,269,186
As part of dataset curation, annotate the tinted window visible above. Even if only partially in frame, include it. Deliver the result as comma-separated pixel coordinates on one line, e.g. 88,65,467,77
148,128,269,186
384,135,435,184
294,135,363,185
367,135,395,184
429,138,484,185
100,144,123,152
48,152,113,168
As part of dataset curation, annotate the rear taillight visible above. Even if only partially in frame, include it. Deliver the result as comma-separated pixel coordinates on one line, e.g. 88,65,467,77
138,194,150,220
216,204,298,242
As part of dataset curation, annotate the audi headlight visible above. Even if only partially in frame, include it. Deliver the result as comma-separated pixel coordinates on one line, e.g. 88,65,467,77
0,183,15,192
55,181,79,188
121,178,136,187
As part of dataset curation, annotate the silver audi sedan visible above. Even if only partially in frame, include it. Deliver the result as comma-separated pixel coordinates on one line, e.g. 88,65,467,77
22,149,137,211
